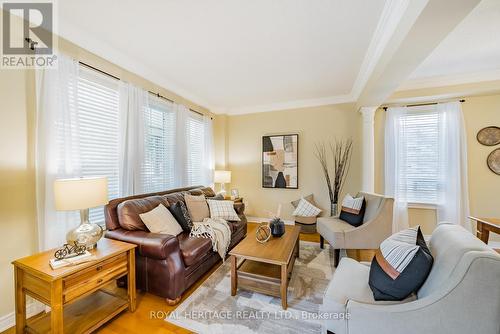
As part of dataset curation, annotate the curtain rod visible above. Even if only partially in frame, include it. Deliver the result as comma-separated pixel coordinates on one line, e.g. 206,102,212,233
78,61,209,118
382,99,465,111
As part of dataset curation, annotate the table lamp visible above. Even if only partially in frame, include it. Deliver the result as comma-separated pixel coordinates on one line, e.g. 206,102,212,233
214,170,231,196
54,177,108,249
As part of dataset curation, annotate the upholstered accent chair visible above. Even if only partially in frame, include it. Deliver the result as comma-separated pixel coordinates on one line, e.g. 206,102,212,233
317,192,394,266
321,223,500,334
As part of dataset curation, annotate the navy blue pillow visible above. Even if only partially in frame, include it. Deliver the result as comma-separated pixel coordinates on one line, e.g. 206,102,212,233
369,227,433,301
339,199,366,227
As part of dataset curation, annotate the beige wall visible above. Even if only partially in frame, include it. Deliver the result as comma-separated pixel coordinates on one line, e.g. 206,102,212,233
226,104,363,221
213,114,228,170
0,69,38,317
374,94,500,238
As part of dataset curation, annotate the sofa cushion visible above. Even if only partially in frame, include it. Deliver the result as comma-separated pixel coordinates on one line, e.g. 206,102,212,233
184,194,210,222
139,204,183,236
117,196,169,231
168,201,193,232
207,200,241,221
177,233,213,266
162,192,188,206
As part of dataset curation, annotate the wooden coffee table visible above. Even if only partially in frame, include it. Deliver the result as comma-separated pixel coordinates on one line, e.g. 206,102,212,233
229,225,300,309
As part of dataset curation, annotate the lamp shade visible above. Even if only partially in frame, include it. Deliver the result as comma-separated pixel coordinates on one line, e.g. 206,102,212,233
54,177,108,211
214,170,231,184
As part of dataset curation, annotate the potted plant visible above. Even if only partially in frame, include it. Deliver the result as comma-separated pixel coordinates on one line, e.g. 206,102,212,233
314,139,353,216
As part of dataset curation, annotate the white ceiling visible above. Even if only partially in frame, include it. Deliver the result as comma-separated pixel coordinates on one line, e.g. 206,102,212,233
58,0,386,113
403,0,500,89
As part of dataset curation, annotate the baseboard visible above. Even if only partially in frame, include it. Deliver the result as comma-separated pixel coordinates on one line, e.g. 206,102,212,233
246,216,295,225
0,300,45,332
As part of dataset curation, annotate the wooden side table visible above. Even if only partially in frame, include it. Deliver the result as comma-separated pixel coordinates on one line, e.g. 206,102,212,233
12,238,136,334
469,216,500,244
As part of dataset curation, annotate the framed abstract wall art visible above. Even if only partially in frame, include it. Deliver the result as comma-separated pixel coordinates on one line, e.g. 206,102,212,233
262,134,298,189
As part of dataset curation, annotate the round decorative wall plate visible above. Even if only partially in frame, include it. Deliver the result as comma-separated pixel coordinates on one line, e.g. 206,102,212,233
477,126,500,146
487,148,500,175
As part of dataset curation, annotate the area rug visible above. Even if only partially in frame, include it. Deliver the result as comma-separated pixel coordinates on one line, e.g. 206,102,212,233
166,241,335,334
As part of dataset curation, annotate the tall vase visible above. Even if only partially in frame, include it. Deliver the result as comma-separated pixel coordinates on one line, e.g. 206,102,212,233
330,202,338,217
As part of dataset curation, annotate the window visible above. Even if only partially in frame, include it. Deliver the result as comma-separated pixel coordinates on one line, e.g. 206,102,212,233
142,98,176,192
77,67,120,224
186,112,205,186
397,108,440,204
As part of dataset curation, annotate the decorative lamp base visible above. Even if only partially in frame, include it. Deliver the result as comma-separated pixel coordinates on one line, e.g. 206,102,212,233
66,209,103,250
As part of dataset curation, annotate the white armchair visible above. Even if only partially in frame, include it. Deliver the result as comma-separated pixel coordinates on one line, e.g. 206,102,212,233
317,192,394,266
321,223,500,334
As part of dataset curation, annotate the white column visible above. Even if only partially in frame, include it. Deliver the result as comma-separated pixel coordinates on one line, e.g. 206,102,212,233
359,106,377,193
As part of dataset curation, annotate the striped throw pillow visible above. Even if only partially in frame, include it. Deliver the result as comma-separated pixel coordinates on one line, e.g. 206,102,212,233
368,226,434,301
339,194,366,226
292,198,321,217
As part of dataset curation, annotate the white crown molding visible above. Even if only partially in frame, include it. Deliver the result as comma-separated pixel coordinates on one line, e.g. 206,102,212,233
351,0,411,98
57,23,213,110
398,69,500,91
215,94,355,115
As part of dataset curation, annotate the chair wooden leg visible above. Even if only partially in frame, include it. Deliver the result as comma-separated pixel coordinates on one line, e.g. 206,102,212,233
320,235,324,249
334,249,340,267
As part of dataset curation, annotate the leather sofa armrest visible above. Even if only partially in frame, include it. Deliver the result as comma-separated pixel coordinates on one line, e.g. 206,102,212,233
105,229,180,260
234,202,245,215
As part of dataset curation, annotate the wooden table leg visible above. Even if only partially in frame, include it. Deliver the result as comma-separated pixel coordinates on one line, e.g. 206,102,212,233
477,222,490,244
128,249,136,312
231,255,237,296
14,267,26,334
295,237,300,259
50,279,63,334
281,264,287,310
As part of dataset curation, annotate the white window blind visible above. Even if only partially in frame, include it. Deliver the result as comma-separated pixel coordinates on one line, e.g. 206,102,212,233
142,98,176,192
186,112,204,186
397,108,440,204
77,68,120,224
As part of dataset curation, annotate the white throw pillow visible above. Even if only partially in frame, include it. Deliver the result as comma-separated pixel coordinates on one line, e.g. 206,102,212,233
139,204,183,236
207,200,241,221
292,198,321,217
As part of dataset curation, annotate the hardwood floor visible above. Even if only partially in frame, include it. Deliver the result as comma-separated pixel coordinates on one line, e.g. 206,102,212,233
1,223,375,334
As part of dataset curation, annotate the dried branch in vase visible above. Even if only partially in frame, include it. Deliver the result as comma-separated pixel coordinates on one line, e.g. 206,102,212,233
315,138,353,216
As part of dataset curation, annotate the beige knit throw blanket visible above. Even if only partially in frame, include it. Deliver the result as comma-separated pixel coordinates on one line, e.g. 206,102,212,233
190,218,232,260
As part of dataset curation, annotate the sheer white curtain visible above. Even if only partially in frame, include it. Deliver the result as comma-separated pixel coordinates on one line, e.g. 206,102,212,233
174,104,189,187
118,82,148,196
202,115,215,187
436,102,471,230
385,107,410,233
35,54,81,250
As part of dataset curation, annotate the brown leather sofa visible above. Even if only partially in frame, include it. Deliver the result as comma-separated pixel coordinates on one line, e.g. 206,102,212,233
104,185,247,304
